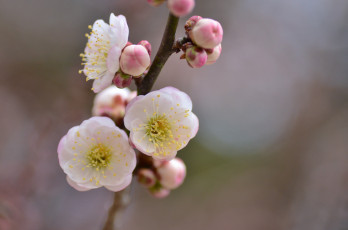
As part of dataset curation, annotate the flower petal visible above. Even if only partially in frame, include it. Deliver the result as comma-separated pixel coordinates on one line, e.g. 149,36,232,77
58,117,136,192
109,14,129,49
85,19,109,53
66,176,91,192
129,121,155,155
159,86,192,110
106,45,121,74
105,174,132,192
92,72,115,93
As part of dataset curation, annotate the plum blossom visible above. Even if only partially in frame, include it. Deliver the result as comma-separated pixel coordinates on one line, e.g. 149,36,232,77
167,0,195,17
80,13,129,93
119,44,151,77
185,46,207,68
58,117,136,192
206,44,222,65
124,87,199,160
156,158,186,189
92,85,136,121
150,187,170,198
137,168,157,188
189,18,223,49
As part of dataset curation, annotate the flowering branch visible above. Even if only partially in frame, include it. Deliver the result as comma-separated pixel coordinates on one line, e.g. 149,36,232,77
60,1,223,229
137,13,179,95
102,12,180,230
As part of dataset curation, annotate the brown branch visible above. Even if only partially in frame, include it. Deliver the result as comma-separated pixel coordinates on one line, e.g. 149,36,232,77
102,188,131,230
137,13,179,95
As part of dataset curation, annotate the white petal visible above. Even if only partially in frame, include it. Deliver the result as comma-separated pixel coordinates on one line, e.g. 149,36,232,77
101,155,135,186
66,176,91,192
159,86,192,110
109,14,129,48
85,19,110,53
188,112,199,138
105,174,132,192
125,95,144,114
129,123,155,155
58,126,89,168
124,92,173,131
79,117,116,140
92,86,130,116
106,45,121,73
152,149,177,161
92,72,114,93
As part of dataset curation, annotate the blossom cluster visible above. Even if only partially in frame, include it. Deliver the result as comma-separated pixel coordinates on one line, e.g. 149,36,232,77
58,0,223,197
183,16,223,68
137,158,186,198
79,13,151,93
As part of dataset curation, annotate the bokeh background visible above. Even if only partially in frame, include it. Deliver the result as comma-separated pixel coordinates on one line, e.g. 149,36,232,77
1,0,348,229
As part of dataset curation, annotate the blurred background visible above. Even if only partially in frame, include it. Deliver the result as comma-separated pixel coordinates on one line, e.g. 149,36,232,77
1,0,348,229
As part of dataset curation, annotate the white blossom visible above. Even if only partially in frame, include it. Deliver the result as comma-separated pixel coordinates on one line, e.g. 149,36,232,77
124,87,199,160
58,117,136,192
80,13,129,93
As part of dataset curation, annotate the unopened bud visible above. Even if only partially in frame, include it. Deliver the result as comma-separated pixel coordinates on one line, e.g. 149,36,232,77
189,18,223,49
167,0,195,17
150,187,170,198
124,41,133,49
120,45,151,76
113,72,132,88
137,169,157,188
206,44,222,65
138,40,152,56
147,0,165,7
157,158,186,190
92,85,132,120
185,15,202,32
185,46,207,68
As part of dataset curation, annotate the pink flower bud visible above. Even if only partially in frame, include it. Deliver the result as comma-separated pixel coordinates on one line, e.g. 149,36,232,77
185,15,202,33
206,44,222,65
124,41,133,49
120,45,151,76
156,158,186,190
189,18,223,49
138,40,152,56
150,187,170,198
167,0,195,17
185,46,207,68
137,169,157,188
147,0,165,7
113,72,132,88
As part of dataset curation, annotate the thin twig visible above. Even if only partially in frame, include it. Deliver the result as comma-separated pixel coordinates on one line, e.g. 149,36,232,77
102,188,131,230
137,13,179,95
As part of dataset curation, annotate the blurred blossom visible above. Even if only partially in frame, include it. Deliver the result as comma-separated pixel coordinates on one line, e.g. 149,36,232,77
156,158,186,190
92,86,135,120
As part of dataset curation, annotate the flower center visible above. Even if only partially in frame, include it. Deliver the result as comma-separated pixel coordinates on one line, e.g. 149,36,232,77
145,114,173,146
86,143,112,170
